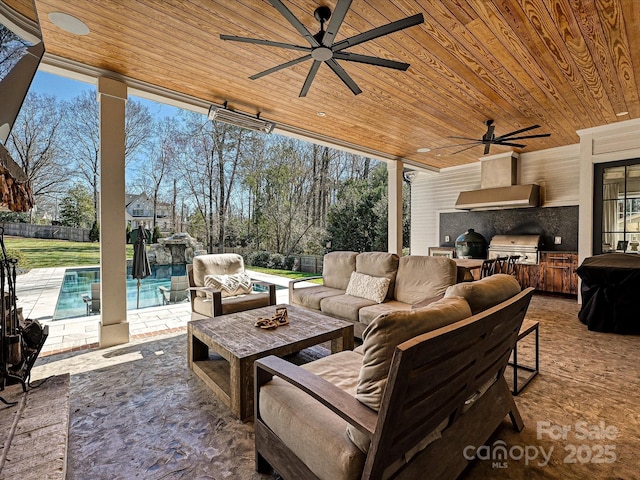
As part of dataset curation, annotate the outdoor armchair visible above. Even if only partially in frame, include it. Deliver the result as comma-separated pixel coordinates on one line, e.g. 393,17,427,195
187,253,276,318
158,275,189,305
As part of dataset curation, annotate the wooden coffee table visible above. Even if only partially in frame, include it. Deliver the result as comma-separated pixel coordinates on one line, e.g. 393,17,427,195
187,304,355,421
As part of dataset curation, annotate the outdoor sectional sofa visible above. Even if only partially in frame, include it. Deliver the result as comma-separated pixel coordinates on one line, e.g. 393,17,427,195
289,251,458,337
257,274,533,480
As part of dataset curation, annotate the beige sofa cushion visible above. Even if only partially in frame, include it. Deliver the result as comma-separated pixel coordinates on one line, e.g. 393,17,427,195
321,294,377,323
358,300,413,327
259,351,366,480
355,252,399,300
444,273,521,314
394,256,457,304
323,251,358,290
356,297,472,412
290,285,345,311
192,254,244,297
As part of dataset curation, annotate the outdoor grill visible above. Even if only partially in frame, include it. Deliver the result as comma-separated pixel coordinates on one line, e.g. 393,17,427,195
488,234,542,265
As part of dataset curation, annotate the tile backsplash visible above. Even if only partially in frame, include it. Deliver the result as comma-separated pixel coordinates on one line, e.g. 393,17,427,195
439,205,578,252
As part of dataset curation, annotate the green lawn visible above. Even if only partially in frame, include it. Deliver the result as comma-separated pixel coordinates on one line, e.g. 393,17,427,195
6,237,322,283
5,237,134,269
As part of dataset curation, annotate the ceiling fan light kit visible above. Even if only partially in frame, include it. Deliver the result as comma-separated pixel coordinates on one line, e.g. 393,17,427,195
208,104,276,134
220,0,424,97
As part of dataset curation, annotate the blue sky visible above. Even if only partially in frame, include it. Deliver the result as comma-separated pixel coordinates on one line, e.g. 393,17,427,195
30,70,183,119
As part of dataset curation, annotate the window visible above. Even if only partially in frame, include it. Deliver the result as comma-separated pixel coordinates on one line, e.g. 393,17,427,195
594,159,640,254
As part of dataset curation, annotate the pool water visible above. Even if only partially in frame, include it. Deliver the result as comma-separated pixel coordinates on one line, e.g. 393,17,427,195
53,264,188,320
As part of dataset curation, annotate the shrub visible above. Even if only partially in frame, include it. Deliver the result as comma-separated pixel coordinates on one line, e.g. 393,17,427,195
4,248,27,269
152,226,162,243
89,221,100,242
283,255,297,271
267,253,285,269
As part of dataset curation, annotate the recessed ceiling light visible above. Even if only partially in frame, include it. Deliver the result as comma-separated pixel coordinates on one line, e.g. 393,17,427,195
49,12,90,35
417,147,431,153
616,111,629,117
317,111,326,117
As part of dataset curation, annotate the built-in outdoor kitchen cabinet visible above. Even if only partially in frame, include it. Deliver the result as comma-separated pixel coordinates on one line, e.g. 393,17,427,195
514,263,541,291
538,252,578,295
512,252,578,295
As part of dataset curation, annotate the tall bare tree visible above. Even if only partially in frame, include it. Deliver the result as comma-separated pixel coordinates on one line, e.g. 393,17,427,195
64,90,153,222
7,92,68,220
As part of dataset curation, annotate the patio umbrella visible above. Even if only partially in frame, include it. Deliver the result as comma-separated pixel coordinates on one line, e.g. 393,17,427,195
132,225,151,309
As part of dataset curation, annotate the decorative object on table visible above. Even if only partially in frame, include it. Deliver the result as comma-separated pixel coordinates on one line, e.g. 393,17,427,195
131,225,152,309
455,229,488,259
254,307,289,329
616,240,628,252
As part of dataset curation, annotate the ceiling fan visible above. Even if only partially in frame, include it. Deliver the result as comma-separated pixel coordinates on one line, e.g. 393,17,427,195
220,0,424,97
439,120,552,155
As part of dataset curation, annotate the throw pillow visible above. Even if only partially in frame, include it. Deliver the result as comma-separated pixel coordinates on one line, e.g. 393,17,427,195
345,271,390,304
204,272,252,298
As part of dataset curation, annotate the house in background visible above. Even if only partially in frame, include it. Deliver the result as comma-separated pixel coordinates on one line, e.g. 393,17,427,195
125,193,176,236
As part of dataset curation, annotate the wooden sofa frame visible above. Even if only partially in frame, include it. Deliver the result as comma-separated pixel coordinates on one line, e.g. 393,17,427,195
254,287,535,480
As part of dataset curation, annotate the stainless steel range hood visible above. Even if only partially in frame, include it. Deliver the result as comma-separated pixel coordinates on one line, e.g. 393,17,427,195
455,152,540,210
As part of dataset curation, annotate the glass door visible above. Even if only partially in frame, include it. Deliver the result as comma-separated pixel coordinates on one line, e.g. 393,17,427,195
594,159,640,254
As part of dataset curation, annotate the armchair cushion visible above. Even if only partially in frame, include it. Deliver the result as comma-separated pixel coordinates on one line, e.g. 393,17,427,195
192,253,245,297
345,272,390,304
204,272,252,298
444,273,521,314
259,351,366,480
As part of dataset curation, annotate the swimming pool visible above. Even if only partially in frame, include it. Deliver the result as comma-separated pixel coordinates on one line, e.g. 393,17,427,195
52,264,188,320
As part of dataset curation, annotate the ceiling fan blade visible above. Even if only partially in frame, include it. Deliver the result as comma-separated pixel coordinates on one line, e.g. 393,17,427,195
220,35,310,52
323,0,352,46
453,144,483,154
430,141,482,150
326,59,362,95
493,124,540,140
492,141,527,148
249,54,311,80
299,60,322,97
333,52,409,70
332,13,424,52
268,0,321,47
498,133,551,141
447,135,481,141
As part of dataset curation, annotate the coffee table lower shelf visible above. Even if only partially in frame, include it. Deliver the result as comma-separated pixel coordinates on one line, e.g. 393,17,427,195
192,356,231,407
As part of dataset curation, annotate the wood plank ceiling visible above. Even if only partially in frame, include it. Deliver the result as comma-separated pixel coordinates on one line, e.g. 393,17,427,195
30,0,640,169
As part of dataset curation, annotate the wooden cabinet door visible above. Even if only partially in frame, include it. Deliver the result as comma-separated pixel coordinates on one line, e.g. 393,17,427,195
539,253,578,294
514,264,540,290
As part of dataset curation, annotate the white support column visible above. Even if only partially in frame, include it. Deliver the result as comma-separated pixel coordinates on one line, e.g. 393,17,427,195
97,77,129,347
387,160,403,255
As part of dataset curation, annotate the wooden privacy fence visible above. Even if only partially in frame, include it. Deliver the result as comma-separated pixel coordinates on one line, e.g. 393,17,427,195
0,222,91,242
222,247,324,274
